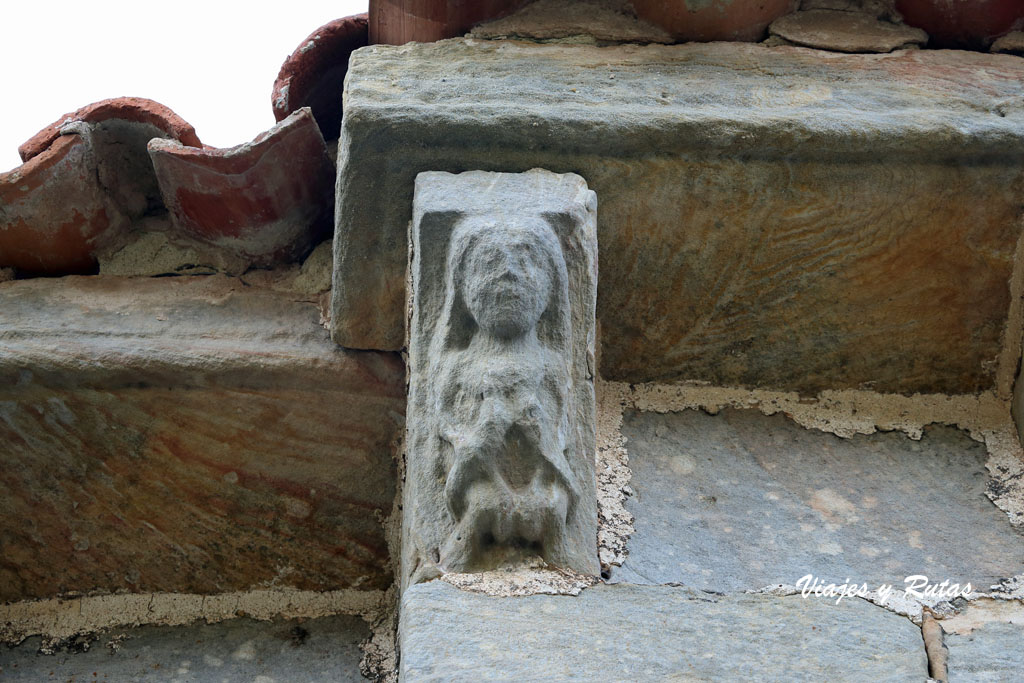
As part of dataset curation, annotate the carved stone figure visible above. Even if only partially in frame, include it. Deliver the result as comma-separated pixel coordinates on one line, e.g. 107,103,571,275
404,170,599,587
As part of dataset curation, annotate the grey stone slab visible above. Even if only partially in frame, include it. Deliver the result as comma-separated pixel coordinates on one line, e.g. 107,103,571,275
768,10,927,53
330,39,1024,399
946,621,1024,681
614,409,1024,592
0,615,369,682
399,581,928,681
404,170,599,585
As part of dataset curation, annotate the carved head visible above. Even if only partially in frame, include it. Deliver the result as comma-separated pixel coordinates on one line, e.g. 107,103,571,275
443,215,569,346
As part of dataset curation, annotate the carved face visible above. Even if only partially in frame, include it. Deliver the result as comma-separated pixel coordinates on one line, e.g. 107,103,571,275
461,221,556,340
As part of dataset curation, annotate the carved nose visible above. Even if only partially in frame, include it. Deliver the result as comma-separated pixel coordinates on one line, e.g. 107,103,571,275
496,269,519,284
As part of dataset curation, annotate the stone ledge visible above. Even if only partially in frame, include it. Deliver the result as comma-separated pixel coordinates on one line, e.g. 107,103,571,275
0,276,404,601
400,581,928,681
330,39,1024,396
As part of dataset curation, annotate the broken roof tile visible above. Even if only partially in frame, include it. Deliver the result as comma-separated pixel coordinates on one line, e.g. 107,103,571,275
1,127,127,275
18,96,201,163
272,14,368,141
148,107,334,270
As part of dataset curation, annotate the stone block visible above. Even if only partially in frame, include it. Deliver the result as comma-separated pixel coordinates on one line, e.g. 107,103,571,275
0,275,404,601
943,604,1024,680
0,615,369,681
403,170,599,585
768,9,928,52
400,581,928,681
613,409,1024,591
330,40,1024,396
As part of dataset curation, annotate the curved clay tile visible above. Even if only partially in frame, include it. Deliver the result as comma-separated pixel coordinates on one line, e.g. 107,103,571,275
369,0,527,45
18,96,201,163
895,0,1024,49
272,14,369,142
0,126,127,275
148,107,334,269
631,0,798,42
1,97,204,276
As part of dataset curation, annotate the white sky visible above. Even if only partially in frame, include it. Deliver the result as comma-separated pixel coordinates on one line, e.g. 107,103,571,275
0,1,368,171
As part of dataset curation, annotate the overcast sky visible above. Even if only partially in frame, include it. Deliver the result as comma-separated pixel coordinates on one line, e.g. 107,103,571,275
1,1,368,170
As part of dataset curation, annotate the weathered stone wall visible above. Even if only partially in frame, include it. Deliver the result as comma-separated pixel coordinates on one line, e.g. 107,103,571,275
0,276,404,601
331,40,1024,397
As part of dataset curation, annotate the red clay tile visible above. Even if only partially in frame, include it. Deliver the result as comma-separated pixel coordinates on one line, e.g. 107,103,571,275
0,127,126,275
272,14,369,141
369,0,527,44
896,0,1024,49
2,97,204,275
632,0,798,42
19,97,201,163
368,0,528,44
148,108,334,268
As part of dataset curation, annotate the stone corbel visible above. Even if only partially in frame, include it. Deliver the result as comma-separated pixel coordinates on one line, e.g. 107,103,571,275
403,169,599,588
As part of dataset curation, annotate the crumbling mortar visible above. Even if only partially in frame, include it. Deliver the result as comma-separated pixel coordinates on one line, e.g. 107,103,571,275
0,588,389,647
995,218,1024,400
357,430,406,683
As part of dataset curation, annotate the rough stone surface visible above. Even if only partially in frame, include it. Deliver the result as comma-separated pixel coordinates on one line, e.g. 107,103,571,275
470,0,673,43
149,108,334,271
613,408,1024,591
0,275,404,601
992,30,1024,54
272,14,369,141
400,581,928,681
945,619,1024,680
770,9,927,52
404,170,599,586
330,40,1024,397
95,217,252,277
0,615,369,682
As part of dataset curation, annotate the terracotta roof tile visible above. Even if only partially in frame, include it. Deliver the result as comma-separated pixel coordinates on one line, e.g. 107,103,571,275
272,14,368,141
148,107,334,269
